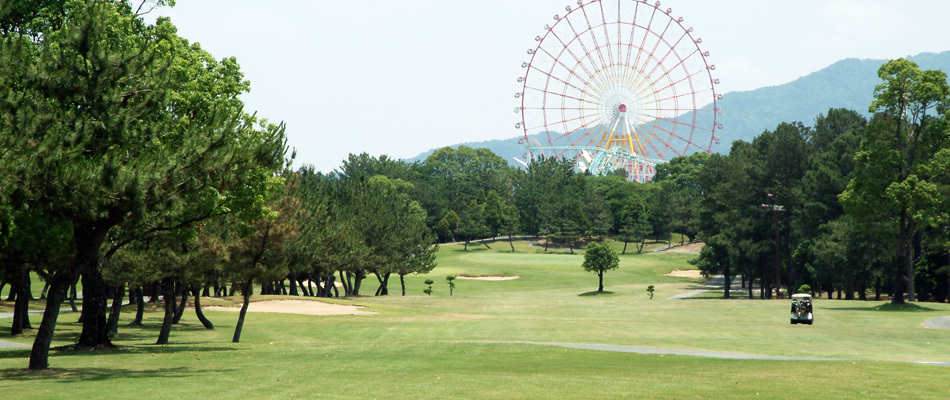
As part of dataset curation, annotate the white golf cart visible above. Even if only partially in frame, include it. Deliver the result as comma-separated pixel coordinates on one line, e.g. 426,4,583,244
790,293,814,325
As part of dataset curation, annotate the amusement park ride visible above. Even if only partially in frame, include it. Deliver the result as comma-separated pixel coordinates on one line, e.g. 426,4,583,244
515,0,721,182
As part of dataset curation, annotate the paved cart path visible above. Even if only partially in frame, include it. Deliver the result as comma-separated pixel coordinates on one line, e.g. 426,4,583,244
479,342,949,367
666,275,725,300
0,339,29,349
498,341,844,361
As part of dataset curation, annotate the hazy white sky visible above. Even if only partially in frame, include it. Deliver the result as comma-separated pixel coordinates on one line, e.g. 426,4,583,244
154,0,950,172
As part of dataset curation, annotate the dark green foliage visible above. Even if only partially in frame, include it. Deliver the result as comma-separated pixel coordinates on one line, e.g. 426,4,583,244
840,58,950,304
0,0,286,369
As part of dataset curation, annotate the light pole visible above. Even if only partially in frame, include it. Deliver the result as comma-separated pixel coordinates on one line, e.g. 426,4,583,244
761,194,785,299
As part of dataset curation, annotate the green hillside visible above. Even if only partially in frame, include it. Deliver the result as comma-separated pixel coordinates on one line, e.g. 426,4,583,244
407,51,950,165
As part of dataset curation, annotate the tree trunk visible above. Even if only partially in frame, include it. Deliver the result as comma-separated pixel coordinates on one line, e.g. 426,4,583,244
69,283,78,312
156,279,176,345
77,266,114,349
130,286,145,326
106,284,124,338
400,274,407,296
192,287,214,330
891,255,906,304
874,277,882,301
341,271,351,296
598,271,604,292
352,269,365,296
723,264,731,299
748,270,755,299
172,283,188,324
622,240,628,255
289,274,299,296
232,279,253,343
28,276,70,370
508,235,515,252
374,272,390,296
11,263,32,335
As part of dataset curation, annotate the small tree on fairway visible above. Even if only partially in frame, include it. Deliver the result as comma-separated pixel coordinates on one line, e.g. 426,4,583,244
647,285,655,299
446,275,456,295
583,241,619,292
423,279,434,296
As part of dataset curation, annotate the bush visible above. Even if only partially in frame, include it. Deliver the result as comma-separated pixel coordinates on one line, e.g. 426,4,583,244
796,284,812,295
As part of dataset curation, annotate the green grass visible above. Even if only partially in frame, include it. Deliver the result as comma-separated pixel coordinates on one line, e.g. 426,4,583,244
1,239,948,399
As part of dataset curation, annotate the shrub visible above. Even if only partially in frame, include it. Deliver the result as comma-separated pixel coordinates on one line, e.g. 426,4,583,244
796,284,812,295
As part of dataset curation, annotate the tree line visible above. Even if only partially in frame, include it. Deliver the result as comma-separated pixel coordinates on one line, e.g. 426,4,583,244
693,59,950,305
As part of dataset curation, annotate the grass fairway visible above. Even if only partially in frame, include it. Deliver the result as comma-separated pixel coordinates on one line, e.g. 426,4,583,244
2,240,949,399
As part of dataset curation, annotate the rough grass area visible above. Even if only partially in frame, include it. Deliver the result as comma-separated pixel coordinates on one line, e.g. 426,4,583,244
1,239,948,399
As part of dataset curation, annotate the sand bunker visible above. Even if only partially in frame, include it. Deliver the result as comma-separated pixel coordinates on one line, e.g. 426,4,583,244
204,300,375,316
665,269,704,279
456,275,521,281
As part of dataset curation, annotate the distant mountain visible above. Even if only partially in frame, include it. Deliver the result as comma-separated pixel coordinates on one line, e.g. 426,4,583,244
712,51,950,153
406,51,950,166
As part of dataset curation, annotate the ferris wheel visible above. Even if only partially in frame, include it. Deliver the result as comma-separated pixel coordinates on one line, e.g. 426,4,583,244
515,0,721,182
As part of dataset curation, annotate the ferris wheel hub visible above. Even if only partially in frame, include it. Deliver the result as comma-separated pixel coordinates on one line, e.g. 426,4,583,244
618,104,627,113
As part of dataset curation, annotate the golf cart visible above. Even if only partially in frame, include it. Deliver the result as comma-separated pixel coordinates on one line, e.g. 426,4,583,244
790,293,814,325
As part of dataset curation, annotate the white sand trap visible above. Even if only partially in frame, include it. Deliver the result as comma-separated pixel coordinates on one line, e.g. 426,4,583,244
204,300,375,316
456,275,521,281
665,269,704,279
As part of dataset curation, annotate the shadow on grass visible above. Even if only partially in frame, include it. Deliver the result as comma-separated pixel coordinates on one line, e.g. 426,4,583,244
825,303,938,312
0,365,237,382
578,291,614,297
450,247,490,253
0,342,237,361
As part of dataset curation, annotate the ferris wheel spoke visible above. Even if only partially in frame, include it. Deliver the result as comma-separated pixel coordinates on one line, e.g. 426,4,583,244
530,66,591,101
525,83,591,105
636,23,673,91
630,7,659,85
644,117,703,155
566,11,606,77
623,2,642,68
543,109,601,132
641,35,695,90
594,0,616,67
534,47,595,92
548,29,597,80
